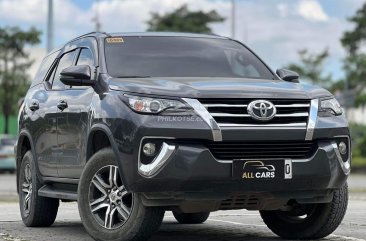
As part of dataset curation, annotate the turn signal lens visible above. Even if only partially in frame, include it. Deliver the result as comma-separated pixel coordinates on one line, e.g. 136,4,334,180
319,98,343,116
134,100,145,112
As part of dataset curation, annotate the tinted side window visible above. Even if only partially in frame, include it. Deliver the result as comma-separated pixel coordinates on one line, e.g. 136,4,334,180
68,48,95,90
31,50,59,87
52,50,76,90
77,48,94,66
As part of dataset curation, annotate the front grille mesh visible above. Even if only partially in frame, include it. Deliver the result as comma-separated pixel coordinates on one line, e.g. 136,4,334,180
206,141,317,160
199,98,310,127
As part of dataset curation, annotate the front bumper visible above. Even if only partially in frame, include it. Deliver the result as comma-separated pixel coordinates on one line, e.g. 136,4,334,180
108,94,350,208
129,138,349,194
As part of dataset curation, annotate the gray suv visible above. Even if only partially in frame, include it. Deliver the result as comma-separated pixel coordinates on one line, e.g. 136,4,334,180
16,32,350,241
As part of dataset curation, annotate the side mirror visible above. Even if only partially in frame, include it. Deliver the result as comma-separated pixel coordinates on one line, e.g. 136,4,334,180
276,69,300,83
60,65,94,86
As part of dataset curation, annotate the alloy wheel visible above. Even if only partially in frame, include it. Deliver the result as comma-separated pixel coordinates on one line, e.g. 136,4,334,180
88,165,133,229
22,163,33,215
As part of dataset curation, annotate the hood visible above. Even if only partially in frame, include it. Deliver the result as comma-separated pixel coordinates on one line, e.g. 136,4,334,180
109,77,332,99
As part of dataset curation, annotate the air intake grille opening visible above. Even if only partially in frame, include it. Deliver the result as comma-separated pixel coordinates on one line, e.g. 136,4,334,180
206,141,317,160
220,194,260,210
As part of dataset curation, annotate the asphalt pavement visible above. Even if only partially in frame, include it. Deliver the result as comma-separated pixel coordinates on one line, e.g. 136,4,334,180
0,174,365,241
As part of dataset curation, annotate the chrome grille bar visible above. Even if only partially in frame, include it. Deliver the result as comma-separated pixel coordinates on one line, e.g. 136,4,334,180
275,104,310,107
211,112,308,118
203,104,248,108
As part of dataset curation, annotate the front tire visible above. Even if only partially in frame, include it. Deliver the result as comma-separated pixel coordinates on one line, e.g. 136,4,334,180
78,148,164,241
260,182,348,240
173,211,210,224
18,151,59,227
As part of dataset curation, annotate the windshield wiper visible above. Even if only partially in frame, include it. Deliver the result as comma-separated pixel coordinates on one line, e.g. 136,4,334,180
116,75,151,78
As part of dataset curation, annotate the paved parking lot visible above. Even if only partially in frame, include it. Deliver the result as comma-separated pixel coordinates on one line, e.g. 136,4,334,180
0,174,365,241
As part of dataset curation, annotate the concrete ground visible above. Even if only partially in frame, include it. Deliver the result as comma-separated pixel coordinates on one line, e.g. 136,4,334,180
0,174,365,241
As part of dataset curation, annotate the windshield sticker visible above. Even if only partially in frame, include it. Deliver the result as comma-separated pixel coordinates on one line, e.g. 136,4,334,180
106,37,124,43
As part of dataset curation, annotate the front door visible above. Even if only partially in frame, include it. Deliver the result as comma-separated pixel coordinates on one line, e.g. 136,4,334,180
57,47,96,178
56,88,93,178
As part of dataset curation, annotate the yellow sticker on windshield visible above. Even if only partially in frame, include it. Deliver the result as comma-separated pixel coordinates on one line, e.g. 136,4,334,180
106,37,124,43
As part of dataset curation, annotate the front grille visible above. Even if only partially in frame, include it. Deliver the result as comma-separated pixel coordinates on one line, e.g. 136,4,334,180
199,98,310,127
206,141,317,160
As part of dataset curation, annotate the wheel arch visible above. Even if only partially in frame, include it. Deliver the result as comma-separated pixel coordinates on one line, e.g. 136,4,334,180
86,124,130,190
16,130,37,193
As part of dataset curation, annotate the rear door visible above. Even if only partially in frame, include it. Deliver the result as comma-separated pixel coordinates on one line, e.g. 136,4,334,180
30,50,62,177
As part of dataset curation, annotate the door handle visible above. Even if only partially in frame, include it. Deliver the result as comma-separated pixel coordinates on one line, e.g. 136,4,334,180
57,100,68,111
29,99,39,111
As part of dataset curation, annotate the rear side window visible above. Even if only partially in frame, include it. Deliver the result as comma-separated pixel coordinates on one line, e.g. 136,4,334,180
51,50,76,90
31,51,59,87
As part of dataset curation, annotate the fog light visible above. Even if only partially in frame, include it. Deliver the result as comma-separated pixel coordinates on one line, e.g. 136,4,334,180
143,143,156,156
338,142,347,155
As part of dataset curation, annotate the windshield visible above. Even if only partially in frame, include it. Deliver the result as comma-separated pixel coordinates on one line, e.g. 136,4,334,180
105,36,274,79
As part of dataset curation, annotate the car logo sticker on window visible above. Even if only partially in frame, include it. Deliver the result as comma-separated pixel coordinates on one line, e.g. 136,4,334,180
106,37,124,43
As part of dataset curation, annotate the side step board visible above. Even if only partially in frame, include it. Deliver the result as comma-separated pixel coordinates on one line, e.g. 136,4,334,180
38,184,78,201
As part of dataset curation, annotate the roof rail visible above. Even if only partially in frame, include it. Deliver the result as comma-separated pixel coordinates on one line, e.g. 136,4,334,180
69,31,111,42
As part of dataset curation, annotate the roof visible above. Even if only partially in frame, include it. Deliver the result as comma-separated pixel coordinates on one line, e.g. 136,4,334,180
71,31,229,41
109,32,228,39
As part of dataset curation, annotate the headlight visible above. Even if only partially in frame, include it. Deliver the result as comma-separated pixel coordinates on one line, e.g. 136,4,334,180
319,98,343,116
125,94,191,114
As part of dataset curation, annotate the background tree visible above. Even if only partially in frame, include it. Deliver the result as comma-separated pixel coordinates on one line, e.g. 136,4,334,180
341,3,366,106
147,4,225,33
0,27,41,134
284,49,332,87
341,3,366,170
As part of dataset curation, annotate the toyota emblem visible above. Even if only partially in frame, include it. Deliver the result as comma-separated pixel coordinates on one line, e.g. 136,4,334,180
247,100,276,121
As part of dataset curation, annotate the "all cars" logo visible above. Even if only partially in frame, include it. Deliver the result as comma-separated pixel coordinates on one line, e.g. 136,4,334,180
242,161,275,179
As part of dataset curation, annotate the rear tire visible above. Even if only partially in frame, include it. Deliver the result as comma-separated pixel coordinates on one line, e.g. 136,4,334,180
173,211,210,224
18,151,59,227
78,148,164,241
260,182,348,240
